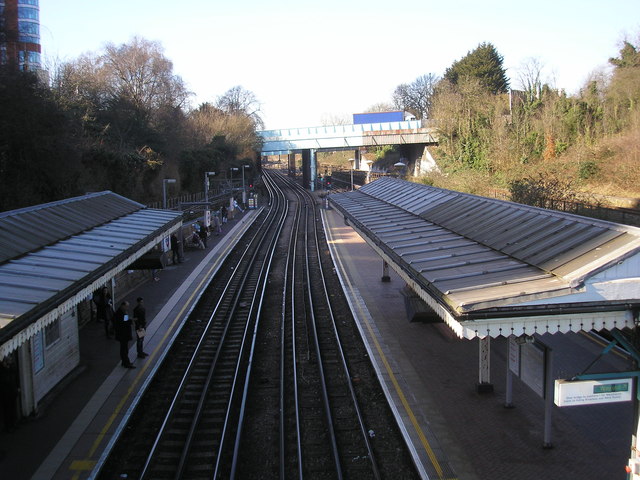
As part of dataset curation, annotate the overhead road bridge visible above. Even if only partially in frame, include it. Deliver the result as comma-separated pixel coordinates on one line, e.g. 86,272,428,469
258,120,438,189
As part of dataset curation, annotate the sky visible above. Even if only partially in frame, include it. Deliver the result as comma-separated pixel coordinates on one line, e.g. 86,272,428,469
40,0,638,130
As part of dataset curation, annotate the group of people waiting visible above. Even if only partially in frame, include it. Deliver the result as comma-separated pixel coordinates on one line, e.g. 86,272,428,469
188,204,228,250
91,202,237,369
93,288,148,368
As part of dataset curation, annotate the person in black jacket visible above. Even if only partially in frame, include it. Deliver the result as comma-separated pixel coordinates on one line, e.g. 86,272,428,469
133,297,148,359
0,355,19,431
93,286,114,337
113,301,135,369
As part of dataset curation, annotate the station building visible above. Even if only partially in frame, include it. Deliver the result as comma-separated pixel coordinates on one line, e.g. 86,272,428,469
0,191,182,426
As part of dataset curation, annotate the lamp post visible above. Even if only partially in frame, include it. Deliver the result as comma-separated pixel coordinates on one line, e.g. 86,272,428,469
162,178,176,209
365,159,373,184
229,167,239,214
349,158,355,191
230,167,239,187
241,164,250,206
204,171,216,204
394,161,406,179
203,171,215,231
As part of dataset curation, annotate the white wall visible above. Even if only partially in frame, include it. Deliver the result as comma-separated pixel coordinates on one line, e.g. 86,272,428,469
32,307,80,404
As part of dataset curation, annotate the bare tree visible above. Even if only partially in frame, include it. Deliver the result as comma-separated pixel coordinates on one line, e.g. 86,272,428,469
321,112,350,126
101,37,190,115
392,73,439,119
516,57,545,103
365,102,395,112
215,85,264,130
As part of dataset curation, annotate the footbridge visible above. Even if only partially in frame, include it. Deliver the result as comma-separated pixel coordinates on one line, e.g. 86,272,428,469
258,120,438,190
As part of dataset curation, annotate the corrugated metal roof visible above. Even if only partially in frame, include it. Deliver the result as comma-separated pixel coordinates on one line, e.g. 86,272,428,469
0,191,144,264
0,194,182,351
329,177,640,320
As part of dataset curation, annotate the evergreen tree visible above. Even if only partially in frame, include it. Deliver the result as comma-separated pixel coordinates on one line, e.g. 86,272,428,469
443,42,509,94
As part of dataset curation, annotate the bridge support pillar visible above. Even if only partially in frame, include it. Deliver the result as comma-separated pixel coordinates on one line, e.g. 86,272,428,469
301,148,317,191
354,149,361,170
288,153,296,177
310,149,316,192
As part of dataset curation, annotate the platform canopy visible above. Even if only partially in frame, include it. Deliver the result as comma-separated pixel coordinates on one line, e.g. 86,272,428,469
0,192,182,358
329,177,640,339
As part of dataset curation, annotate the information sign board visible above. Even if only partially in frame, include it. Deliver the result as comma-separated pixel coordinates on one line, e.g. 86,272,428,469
554,378,633,406
520,342,546,398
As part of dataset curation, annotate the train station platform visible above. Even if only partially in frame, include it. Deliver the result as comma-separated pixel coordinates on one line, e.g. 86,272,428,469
0,196,632,480
0,209,258,480
321,205,632,480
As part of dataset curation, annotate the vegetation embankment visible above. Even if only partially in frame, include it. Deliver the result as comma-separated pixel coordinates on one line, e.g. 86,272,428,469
2,35,639,212
0,37,263,212
363,40,640,208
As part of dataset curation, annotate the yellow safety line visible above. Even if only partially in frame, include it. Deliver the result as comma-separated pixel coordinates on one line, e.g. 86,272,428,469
326,212,452,480
70,240,236,479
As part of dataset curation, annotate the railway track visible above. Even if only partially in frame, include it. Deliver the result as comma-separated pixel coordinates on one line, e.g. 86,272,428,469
97,169,419,479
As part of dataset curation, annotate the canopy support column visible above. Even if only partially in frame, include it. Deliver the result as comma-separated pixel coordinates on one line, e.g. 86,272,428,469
478,336,494,393
382,260,390,282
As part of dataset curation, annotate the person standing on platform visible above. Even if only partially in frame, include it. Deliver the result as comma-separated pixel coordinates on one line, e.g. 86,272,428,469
113,301,135,368
0,355,19,432
220,205,228,224
133,297,148,359
198,220,208,248
94,286,114,338
213,212,222,236
170,233,181,264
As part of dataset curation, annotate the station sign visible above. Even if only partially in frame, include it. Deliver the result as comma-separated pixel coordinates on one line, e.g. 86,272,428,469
554,378,633,407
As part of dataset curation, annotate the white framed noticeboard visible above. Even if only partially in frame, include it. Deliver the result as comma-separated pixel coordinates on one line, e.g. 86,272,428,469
554,378,633,407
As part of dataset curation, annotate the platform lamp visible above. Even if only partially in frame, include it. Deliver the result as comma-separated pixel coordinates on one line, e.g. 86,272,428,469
162,178,176,209
204,171,216,204
349,158,355,191
394,161,406,179
242,164,250,206
230,167,239,189
229,167,239,214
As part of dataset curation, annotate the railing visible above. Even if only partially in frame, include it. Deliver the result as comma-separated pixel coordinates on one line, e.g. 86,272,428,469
531,198,640,227
147,185,242,211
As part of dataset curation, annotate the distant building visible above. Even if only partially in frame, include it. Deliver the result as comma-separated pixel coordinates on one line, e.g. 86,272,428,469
0,0,41,71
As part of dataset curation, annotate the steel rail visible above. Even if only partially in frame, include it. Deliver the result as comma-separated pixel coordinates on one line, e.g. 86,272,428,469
290,173,382,479
299,183,344,479
227,170,291,478
275,170,305,480
138,184,281,479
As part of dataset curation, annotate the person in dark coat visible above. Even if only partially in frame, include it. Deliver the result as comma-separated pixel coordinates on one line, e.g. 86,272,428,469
198,220,208,248
170,233,181,264
220,205,228,224
93,286,114,337
0,355,19,431
133,297,148,359
113,301,135,368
